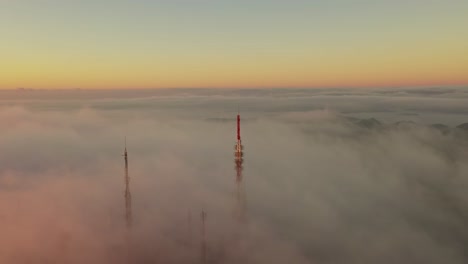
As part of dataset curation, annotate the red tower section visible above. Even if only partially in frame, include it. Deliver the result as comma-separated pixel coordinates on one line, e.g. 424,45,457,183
234,114,243,181
237,114,241,141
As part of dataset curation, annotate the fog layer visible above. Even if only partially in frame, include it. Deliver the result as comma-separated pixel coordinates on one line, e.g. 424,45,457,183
1,88,468,263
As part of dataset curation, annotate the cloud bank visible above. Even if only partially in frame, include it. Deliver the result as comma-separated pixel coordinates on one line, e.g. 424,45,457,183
0,88,468,263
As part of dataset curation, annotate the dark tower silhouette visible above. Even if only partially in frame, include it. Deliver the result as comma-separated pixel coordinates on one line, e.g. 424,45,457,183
122,137,133,263
124,137,132,229
188,209,193,245
201,209,207,264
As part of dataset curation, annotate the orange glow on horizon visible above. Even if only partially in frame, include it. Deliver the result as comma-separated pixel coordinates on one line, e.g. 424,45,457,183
1,1,467,90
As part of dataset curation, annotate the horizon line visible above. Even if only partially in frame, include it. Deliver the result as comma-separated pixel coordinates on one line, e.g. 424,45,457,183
2,84,467,91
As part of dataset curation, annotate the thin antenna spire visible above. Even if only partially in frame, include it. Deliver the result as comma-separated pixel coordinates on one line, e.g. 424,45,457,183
237,114,241,141
122,137,133,262
201,209,207,264
188,209,193,245
124,137,132,229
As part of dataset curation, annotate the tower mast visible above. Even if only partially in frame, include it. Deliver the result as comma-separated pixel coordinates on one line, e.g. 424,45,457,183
124,137,132,229
201,209,207,264
234,111,246,222
188,209,193,245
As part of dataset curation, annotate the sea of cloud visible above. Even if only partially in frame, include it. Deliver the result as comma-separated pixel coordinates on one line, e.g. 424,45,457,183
0,87,468,264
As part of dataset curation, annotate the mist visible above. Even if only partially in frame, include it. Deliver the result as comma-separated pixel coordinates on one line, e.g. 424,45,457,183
1,88,468,264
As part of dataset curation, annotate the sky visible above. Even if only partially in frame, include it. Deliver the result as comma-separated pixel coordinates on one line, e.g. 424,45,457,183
1,88,468,263
1,0,468,89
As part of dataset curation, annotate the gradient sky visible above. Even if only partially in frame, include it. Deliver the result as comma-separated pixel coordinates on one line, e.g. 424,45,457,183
1,0,467,89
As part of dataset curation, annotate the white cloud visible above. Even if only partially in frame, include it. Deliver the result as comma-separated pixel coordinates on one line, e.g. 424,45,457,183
0,88,468,263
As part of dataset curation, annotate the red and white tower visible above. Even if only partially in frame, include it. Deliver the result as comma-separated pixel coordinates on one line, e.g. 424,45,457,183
234,113,246,222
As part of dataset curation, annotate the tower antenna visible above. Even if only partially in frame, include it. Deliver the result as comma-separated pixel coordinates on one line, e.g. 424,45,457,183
123,137,132,229
188,209,193,245
201,209,207,264
122,136,133,262
234,111,246,222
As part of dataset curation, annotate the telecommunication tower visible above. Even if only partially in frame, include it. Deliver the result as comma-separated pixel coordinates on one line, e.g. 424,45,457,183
201,209,207,264
234,112,247,222
123,137,132,229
